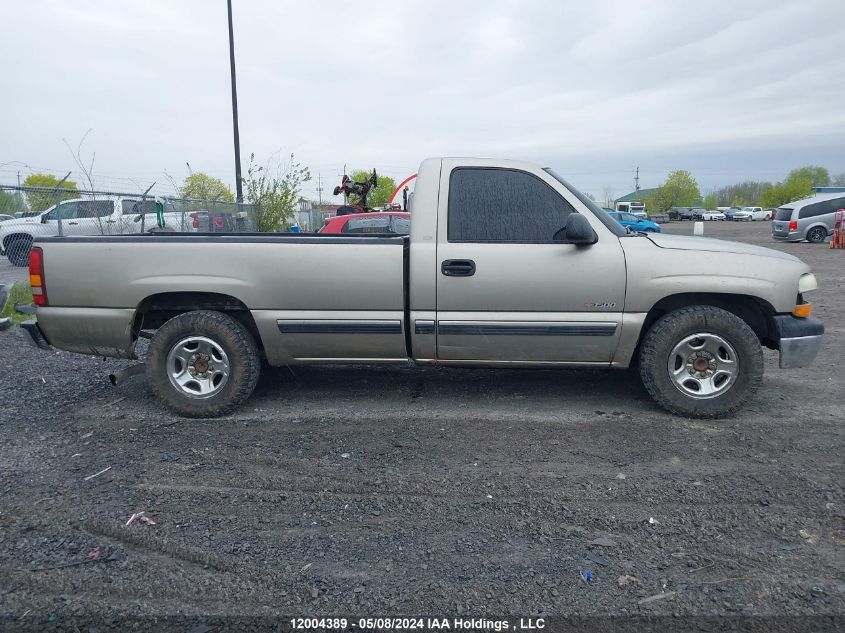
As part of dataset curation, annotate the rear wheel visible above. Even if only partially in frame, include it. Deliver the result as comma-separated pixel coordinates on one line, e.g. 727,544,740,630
639,306,763,418
146,310,260,417
807,226,827,243
6,237,32,267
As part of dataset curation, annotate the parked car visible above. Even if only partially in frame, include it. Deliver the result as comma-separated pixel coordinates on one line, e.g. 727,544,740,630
0,197,186,266
669,207,695,220
608,211,661,233
772,192,845,243
189,210,253,233
0,214,14,222
616,201,647,218
650,213,670,223
723,208,741,220
690,208,707,220
701,210,726,221
319,212,410,235
734,206,771,221
22,158,823,421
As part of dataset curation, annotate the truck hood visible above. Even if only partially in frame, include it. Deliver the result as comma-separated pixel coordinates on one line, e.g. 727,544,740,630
0,217,41,230
645,233,798,262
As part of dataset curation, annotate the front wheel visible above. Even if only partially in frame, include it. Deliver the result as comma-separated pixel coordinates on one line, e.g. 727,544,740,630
146,310,260,417
638,306,763,418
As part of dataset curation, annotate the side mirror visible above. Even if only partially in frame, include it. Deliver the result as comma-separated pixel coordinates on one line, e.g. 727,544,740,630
554,214,598,245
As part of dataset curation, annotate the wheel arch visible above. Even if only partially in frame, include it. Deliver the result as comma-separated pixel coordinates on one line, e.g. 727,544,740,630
2,231,35,250
132,291,265,352
631,292,778,365
805,223,830,239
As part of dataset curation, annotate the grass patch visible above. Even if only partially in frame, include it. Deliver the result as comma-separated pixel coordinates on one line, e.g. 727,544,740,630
1,283,35,324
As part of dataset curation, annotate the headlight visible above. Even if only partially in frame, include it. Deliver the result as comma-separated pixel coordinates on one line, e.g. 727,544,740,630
799,273,818,294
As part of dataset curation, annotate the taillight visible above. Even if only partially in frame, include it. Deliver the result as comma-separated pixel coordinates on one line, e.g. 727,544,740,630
190,212,199,229
29,246,48,307
789,220,798,232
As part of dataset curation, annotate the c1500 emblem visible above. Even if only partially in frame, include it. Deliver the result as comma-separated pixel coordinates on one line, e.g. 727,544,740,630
584,302,616,309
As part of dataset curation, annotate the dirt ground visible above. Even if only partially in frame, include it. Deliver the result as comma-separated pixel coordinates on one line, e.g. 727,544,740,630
0,221,843,631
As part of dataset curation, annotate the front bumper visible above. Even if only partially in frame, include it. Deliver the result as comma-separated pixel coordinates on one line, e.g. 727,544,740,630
773,314,824,369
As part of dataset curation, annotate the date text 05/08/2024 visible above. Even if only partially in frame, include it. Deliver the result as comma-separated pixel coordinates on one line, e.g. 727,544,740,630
290,618,546,631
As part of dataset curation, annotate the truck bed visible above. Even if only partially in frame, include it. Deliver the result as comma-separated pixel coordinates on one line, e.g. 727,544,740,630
35,232,410,362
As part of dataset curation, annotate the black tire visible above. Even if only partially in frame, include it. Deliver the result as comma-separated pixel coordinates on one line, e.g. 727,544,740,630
146,310,260,417
6,237,32,267
807,227,827,244
638,306,763,418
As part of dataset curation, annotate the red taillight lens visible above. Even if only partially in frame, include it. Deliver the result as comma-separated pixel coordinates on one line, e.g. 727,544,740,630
29,246,48,307
190,212,199,229
789,220,798,232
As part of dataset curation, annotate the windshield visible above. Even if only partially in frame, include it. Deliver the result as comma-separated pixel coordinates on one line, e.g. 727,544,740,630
543,168,626,237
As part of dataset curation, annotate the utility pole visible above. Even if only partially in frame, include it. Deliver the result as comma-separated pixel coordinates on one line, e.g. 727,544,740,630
316,173,323,205
634,166,640,193
227,0,243,204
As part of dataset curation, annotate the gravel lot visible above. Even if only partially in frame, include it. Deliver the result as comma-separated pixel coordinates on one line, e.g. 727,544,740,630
1,221,843,630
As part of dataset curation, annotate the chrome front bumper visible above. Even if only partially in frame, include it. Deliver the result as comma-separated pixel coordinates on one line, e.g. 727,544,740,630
773,315,824,369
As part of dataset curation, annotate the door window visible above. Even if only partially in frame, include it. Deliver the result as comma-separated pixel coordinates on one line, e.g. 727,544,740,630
447,168,575,242
798,198,845,219
77,200,114,218
44,201,80,221
122,199,157,216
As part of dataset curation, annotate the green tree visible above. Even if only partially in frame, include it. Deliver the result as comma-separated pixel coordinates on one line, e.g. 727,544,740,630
760,174,813,208
243,153,311,232
702,193,718,210
0,189,29,215
179,172,235,202
21,173,80,212
645,170,701,213
344,170,397,208
787,165,829,188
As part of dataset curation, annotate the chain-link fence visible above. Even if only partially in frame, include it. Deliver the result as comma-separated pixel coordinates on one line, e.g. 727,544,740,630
0,184,259,267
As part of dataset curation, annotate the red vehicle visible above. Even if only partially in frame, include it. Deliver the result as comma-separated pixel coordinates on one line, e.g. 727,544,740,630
318,212,410,235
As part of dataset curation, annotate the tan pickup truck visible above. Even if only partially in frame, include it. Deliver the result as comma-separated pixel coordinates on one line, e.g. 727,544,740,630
22,158,823,418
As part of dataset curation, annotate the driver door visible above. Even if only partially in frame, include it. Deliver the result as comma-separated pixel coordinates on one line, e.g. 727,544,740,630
435,164,626,364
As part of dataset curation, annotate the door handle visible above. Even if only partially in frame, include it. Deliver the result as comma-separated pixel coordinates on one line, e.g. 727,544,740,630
68,222,79,225
441,259,476,277
106,219,116,223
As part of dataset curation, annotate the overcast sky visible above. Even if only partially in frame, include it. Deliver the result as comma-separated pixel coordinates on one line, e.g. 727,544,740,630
3,0,844,203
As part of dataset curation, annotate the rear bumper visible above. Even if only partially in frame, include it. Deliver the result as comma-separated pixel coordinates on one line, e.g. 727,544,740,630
773,314,824,369
20,319,52,350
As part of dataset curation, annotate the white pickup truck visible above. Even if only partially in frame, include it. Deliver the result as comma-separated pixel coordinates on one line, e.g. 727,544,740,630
22,158,823,419
0,197,185,266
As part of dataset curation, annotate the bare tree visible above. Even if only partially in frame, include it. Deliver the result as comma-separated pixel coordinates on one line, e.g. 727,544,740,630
63,129,96,191
602,185,615,209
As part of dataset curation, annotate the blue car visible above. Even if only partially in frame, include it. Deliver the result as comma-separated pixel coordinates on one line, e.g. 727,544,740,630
608,211,661,233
